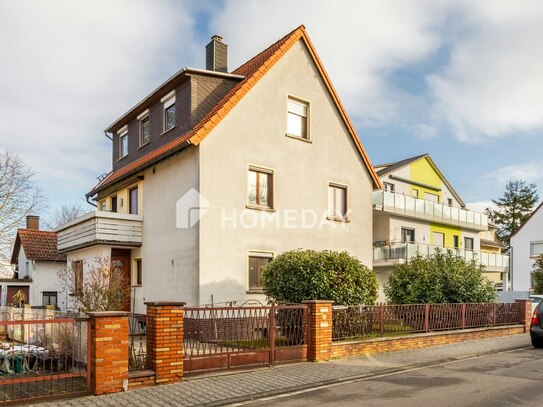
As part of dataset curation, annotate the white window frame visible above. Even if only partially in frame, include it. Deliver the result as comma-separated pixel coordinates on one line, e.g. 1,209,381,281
137,109,150,147
118,126,128,159
530,241,543,257
384,182,395,193
286,96,310,140
161,91,176,132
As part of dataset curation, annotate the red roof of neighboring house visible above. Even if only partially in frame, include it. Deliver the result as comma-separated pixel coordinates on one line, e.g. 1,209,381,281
10,229,67,264
87,25,381,197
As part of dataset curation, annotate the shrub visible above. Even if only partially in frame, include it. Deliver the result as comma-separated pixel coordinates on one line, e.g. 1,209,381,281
384,249,496,304
261,250,378,305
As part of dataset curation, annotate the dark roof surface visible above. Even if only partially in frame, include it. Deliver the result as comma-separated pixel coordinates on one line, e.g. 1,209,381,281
375,154,428,177
10,229,66,264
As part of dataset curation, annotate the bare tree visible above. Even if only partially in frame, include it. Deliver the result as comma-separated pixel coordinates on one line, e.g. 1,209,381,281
57,256,131,312
0,148,46,272
44,202,90,230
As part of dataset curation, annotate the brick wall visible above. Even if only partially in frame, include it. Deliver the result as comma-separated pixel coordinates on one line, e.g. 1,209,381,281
145,301,185,384
331,325,525,359
515,299,532,332
302,300,333,361
87,311,129,395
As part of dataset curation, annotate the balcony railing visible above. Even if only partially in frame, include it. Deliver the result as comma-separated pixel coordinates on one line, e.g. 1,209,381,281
56,211,143,253
373,190,488,230
373,242,509,272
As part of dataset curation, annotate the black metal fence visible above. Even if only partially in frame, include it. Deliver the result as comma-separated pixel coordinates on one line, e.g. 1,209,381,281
128,313,147,371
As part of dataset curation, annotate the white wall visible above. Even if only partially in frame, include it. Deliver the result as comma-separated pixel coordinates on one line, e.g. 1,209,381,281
198,39,375,305
511,206,543,291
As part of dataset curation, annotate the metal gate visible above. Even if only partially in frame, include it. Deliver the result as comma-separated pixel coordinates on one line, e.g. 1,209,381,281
0,309,90,403
184,302,308,374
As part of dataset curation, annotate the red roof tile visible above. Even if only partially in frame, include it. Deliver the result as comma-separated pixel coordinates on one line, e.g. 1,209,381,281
88,25,381,196
11,229,66,264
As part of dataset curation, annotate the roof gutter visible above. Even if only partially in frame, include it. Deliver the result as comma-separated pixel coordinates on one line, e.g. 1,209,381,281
104,131,112,141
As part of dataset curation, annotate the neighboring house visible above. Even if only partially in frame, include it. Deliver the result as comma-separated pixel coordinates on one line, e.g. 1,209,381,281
372,154,509,301
479,224,507,289
56,26,381,313
510,202,543,292
9,216,67,308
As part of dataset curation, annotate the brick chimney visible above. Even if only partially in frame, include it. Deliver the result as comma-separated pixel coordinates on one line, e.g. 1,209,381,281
26,215,40,230
206,35,228,73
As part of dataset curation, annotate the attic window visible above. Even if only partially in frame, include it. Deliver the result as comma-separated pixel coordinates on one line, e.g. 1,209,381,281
161,91,176,132
118,126,128,159
287,97,309,139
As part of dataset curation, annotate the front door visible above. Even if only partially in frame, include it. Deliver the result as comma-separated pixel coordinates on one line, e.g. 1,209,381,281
111,249,131,312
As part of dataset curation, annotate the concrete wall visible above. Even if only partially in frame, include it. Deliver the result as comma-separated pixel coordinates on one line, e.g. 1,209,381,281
511,206,543,291
14,247,66,308
198,39,375,305
138,147,200,309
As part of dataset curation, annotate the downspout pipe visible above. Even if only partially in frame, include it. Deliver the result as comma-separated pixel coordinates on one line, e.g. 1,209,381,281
86,195,97,208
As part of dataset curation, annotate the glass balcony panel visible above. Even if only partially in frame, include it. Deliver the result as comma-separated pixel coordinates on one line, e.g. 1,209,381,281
442,205,451,219
424,201,433,215
405,195,415,212
451,206,459,221
473,212,481,225
383,191,395,207
466,211,474,223
395,194,406,210
372,190,384,205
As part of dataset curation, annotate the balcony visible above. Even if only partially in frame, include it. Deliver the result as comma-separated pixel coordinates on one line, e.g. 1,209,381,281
56,211,143,254
373,190,488,231
373,242,509,273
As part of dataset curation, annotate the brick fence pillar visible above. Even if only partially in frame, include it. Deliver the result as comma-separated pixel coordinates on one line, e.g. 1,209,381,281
87,311,129,395
515,299,532,332
302,300,334,362
145,301,185,384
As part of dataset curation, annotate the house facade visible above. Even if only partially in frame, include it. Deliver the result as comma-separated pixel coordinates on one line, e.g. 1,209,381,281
510,202,543,292
9,216,67,308
372,154,509,301
56,26,380,313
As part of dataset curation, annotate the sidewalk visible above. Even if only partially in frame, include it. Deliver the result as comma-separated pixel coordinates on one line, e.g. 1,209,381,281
31,333,531,407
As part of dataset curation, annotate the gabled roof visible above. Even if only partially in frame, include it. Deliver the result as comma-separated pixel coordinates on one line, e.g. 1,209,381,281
10,229,67,264
510,201,543,240
88,25,381,197
375,153,466,208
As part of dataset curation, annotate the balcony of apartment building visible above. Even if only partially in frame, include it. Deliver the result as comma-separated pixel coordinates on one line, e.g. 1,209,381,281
373,241,510,273
372,190,488,231
56,210,143,254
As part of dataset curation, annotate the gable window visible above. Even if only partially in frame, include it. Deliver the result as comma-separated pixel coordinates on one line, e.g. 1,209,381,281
328,183,348,220
161,91,176,132
72,260,83,297
287,98,309,139
531,241,543,257
139,111,150,146
119,131,128,159
129,187,138,215
248,167,273,209
464,237,474,250
383,182,395,193
42,291,58,308
447,198,453,206
248,252,273,292
401,228,415,243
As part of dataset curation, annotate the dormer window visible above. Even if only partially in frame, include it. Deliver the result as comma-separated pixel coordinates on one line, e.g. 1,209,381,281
138,109,150,146
161,91,176,132
118,126,128,159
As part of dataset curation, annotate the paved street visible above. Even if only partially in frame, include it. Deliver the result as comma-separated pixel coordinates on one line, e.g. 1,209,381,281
31,333,532,407
245,346,543,407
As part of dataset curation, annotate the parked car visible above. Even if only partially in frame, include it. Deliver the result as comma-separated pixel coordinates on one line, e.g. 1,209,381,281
530,299,543,348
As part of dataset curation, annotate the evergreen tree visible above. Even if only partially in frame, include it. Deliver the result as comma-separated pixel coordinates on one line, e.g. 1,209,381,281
486,180,538,246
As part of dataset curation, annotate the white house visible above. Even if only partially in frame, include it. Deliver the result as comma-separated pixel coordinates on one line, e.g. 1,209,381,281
9,216,67,309
510,202,543,291
56,26,381,313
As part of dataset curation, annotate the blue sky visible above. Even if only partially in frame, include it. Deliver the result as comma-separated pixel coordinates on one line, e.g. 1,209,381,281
1,0,543,223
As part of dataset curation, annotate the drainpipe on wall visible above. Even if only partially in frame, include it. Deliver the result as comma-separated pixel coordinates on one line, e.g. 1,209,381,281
32,260,37,307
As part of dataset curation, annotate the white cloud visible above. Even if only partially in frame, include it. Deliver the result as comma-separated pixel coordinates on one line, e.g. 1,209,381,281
483,161,543,185
428,1,543,142
465,201,494,213
0,0,199,207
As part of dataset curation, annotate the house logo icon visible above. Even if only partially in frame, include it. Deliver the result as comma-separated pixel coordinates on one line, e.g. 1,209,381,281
176,188,209,229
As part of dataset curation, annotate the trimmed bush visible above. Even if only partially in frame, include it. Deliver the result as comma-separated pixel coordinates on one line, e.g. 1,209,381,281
261,250,378,305
384,250,496,304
